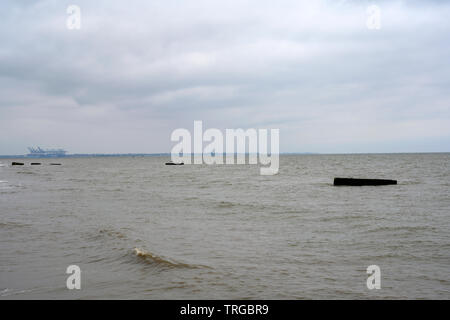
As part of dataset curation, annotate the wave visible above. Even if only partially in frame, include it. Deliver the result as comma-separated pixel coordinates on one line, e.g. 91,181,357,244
0,221,31,229
15,171,36,175
49,187,82,192
0,180,18,193
0,190,19,194
217,201,235,208
0,180,8,188
365,225,435,233
99,228,127,239
0,288,40,297
86,229,211,270
84,228,129,242
132,247,205,269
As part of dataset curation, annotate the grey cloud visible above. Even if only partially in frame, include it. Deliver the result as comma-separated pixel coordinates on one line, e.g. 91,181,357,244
0,0,449,154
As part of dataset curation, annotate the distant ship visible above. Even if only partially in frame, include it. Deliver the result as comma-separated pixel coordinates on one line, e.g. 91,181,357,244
27,147,67,158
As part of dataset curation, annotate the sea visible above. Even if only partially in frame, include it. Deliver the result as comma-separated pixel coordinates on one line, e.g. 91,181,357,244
0,154,449,299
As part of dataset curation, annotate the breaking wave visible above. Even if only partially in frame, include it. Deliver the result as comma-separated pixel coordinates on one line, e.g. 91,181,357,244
133,248,205,269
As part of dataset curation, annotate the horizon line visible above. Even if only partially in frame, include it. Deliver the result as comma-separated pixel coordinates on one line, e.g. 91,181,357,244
1,151,449,158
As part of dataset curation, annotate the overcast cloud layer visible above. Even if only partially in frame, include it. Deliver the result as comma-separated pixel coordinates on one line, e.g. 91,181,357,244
0,0,449,154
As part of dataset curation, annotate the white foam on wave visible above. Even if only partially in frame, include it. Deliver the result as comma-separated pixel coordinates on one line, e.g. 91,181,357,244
0,287,39,297
0,180,12,190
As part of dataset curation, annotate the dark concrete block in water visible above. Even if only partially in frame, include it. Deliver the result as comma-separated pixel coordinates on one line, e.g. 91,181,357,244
12,162,24,166
30,163,41,165
165,162,184,165
334,177,397,186
50,163,61,166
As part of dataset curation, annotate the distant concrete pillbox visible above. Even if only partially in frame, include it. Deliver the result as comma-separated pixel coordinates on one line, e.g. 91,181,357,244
334,177,397,186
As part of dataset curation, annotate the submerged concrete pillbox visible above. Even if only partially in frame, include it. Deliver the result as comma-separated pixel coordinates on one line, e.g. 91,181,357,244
334,177,397,186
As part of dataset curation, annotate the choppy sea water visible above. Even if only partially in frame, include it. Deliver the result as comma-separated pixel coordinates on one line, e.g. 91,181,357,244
0,154,449,299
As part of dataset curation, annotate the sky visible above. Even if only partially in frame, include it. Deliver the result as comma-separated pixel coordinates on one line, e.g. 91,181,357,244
0,0,449,154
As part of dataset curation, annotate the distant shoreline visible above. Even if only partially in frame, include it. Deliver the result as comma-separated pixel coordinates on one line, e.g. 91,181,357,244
0,153,313,158
0,153,170,159
0,152,448,159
